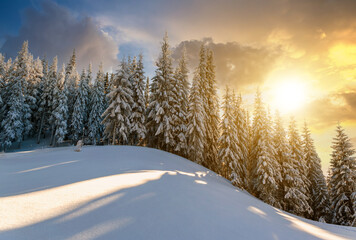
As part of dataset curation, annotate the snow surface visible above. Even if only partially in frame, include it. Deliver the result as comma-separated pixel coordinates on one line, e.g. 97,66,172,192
0,146,355,240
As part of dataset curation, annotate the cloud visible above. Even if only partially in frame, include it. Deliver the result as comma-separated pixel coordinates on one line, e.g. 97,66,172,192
298,88,356,130
78,0,356,90
351,137,356,147
0,0,118,72
172,38,279,90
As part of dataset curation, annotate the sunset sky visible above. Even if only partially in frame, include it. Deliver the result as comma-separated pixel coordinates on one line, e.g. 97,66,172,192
1,0,355,171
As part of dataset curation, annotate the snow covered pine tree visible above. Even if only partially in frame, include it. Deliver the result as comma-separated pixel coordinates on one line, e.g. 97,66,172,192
328,124,356,226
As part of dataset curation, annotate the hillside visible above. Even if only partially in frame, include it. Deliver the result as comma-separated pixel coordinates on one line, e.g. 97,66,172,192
0,146,355,240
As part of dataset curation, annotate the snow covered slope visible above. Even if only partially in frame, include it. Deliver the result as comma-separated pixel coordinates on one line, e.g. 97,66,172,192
0,146,355,240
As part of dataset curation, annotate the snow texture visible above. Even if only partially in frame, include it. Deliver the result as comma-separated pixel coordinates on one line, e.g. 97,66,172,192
0,146,355,240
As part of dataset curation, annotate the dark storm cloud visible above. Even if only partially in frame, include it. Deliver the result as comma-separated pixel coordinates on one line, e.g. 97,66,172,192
0,0,118,71
172,38,279,90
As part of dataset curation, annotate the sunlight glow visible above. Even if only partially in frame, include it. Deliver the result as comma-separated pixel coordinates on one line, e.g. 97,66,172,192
195,180,207,184
247,206,267,219
276,210,349,240
271,78,307,114
67,218,134,240
14,160,79,174
329,43,356,66
0,171,166,231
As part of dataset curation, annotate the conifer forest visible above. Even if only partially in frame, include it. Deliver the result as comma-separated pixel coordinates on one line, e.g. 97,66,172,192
0,34,355,227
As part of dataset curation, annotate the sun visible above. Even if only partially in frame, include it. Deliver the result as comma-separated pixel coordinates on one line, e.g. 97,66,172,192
271,79,307,114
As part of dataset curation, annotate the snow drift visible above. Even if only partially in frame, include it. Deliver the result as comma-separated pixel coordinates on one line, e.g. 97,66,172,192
0,146,355,240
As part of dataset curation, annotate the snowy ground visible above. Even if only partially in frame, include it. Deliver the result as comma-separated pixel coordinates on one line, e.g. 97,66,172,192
0,146,355,240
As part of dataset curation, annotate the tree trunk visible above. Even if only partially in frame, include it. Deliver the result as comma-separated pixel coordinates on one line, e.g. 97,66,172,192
37,113,45,144
50,125,55,146
112,122,117,145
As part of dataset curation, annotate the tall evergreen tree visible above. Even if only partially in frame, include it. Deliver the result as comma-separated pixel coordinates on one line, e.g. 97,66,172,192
129,55,146,145
146,33,176,151
47,57,60,143
287,118,313,217
0,53,5,104
88,63,105,145
14,41,33,137
0,54,9,122
272,113,310,215
71,69,89,143
0,58,13,114
187,71,206,164
104,72,110,95
328,124,356,226
230,93,248,189
249,90,281,208
110,73,115,90
145,77,150,108
36,58,49,143
302,122,331,222
272,111,289,209
84,63,93,137
52,65,68,146
172,46,190,157
218,88,241,182
30,57,43,136
0,53,5,82
0,59,24,149
204,49,220,172
65,50,79,134
37,57,57,143
102,58,133,145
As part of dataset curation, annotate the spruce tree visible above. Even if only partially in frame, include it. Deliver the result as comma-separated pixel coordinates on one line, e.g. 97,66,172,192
0,59,24,149
249,90,281,208
71,69,89,144
110,73,115,90
272,113,310,215
47,57,60,144
30,57,43,136
196,46,210,167
328,124,356,226
36,57,50,143
145,77,150,108
204,49,220,172
84,63,93,137
288,118,313,217
172,46,189,157
102,58,133,145
52,65,68,146
0,53,5,84
187,71,206,164
129,55,146,146
36,57,57,143
218,88,240,182
88,63,105,145
25,54,40,136
146,33,176,151
0,54,7,120
65,50,79,136
272,111,289,209
104,72,110,95
0,57,14,121
14,41,33,137
230,93,248,189
302,122,331,222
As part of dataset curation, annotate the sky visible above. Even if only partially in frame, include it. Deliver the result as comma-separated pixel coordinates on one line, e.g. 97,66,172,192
0,0,355,172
